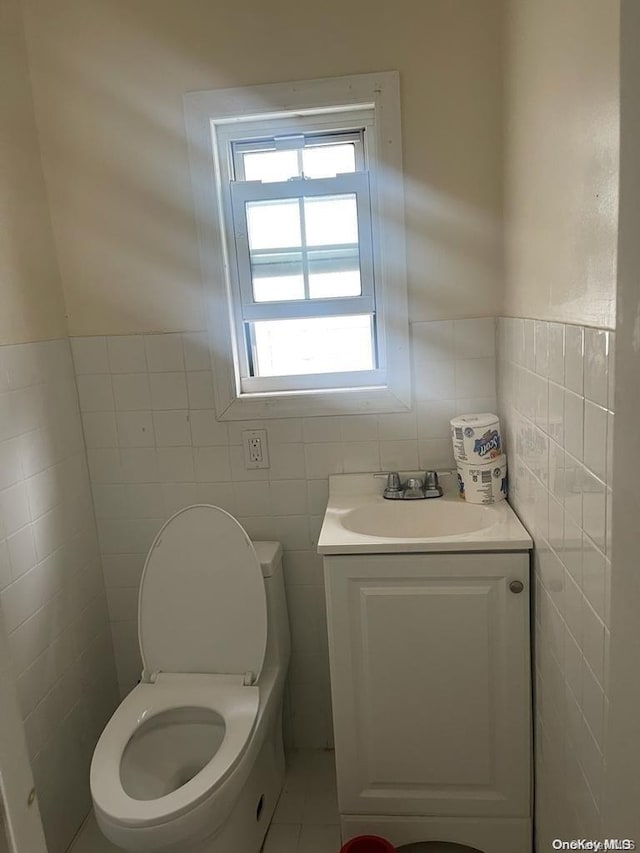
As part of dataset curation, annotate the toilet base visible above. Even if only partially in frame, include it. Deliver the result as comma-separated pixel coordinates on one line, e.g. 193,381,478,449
176,708,285,853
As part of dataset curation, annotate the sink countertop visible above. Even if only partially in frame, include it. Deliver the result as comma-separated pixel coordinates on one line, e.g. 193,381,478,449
317,472,533,555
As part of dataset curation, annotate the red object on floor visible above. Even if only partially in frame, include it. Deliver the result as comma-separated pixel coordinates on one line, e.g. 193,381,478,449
340,836,396,853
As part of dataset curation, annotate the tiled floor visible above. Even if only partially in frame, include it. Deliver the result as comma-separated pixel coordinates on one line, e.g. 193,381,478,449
69,750,340,853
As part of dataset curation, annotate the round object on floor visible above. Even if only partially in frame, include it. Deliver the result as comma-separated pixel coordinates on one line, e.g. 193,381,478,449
341,836,396,853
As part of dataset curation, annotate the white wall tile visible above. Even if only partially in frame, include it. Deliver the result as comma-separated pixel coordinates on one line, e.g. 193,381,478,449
413,360,455,401
189,411,228,446
379,439,419,471
268,418,303,444
564,325,584,395
417,439,455,470
233,482,271,517
564,391,584,462
523,319,535,370
180,332,210,371
70,337,109,375
106,335,147,374
120,448,159,484
534,321,549,377
0,539,12,590
149,372,188,410
453,318,496,359
498,317,612,833
377,412,417,441
454,358,496,398
152,411,191,447
193,446,231,482
81,412,118,448
547,323,565,386
341,441,380,474
416,399,456,439
76,375,114,412
186,371,214,409
0,339,118,853
412,320,454,365
302,417,342,444
583,402,607,483
115,412,154,448
143,333,184,373
112,374,151,411
583,329,608,407
339,414,378,442
156,447,195,483
303,443,343,480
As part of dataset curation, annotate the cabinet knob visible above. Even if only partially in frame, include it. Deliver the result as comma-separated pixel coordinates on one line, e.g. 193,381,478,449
509,580,524,594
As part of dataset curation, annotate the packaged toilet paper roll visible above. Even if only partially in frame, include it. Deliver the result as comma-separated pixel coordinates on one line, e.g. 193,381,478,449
456,455,508,505
450,413,502,464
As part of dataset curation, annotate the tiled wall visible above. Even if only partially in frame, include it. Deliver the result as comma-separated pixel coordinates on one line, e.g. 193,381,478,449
0,339,119,853
497,318,614,844
70,318,497,749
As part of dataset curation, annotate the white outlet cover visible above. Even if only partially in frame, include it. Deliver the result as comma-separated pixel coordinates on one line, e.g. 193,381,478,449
242,429,270,469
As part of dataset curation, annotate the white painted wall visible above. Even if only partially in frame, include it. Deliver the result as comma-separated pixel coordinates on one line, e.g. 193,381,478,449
602,0,640,839
19,0,505,336
0,0,67,345
503,0,619,329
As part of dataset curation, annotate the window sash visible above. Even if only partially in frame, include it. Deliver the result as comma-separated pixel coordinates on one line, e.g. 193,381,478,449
240,368,386,394
229,171,375,322
231,129,366,180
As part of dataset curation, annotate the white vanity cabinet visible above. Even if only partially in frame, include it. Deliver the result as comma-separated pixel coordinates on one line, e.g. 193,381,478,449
323,550,531,852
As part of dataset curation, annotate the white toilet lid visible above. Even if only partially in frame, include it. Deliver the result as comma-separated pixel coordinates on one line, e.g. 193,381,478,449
138,505,267,680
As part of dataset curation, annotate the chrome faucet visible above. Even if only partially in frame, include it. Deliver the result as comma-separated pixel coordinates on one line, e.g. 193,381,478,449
374,471,448,500
373,471,404,499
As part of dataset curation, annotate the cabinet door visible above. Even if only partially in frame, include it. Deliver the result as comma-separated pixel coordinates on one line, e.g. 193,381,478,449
324,552,531,818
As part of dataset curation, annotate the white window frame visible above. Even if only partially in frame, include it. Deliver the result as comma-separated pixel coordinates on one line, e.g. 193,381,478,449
184,72,410,420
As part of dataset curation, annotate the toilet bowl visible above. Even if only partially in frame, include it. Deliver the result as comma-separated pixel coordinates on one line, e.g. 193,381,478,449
90,506,290,853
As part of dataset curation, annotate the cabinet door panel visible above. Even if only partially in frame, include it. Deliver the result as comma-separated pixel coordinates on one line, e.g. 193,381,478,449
324,552,530,818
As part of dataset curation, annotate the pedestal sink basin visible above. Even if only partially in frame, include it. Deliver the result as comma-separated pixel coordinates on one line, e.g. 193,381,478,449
342,500,492,539
317,472,532,554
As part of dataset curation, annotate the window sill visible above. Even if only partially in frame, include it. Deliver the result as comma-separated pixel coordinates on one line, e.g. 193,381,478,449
217,384,411,420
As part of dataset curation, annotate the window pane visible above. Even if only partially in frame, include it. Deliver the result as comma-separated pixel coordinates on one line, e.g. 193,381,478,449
246,199,301,250
304,194,358,246
250,315,374,376
243,149,299,182
251,252,305,302
302,143,356,178
308,270,361,299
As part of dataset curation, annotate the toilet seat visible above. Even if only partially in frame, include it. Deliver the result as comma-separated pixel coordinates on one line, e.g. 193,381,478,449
90,673,259,827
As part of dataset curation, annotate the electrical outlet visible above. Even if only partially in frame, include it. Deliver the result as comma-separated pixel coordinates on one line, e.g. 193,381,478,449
242,429,270,469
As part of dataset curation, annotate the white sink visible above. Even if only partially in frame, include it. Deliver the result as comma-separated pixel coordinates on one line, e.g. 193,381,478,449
318,473,532,554
342,499,492,539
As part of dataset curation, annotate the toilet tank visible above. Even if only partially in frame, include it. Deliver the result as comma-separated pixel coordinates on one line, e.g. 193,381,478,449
253,542,290,673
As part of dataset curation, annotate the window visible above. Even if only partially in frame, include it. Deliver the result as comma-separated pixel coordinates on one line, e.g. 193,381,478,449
184,73,410,419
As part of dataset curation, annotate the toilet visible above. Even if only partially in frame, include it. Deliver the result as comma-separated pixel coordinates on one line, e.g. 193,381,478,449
90,505,291,852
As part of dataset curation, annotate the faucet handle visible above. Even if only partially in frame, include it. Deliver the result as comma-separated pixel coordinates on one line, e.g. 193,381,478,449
374,472,404,499
374,471,402,491
423,470,444,497
424,470,439,491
